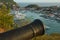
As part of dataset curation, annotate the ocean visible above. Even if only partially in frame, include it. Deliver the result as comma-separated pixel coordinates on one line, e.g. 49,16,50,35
14,3,60,34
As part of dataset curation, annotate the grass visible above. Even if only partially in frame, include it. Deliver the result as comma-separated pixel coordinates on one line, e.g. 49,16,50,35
32,33,60,40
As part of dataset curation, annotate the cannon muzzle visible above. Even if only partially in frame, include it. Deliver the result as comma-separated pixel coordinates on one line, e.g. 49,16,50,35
0,19,45,40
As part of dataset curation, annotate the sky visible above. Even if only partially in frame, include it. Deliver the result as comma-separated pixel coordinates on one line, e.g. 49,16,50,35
14,0,60,3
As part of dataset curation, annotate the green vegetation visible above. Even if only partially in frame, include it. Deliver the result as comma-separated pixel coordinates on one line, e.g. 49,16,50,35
0,0,17,9
0,0,19,33
0,0,13,2
0,4,14,32
32,33,60,40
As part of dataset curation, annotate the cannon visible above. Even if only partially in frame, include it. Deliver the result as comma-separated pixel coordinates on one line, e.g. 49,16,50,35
0,19,45,40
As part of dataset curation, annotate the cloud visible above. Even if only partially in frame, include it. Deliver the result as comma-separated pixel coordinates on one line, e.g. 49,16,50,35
14,0,60,3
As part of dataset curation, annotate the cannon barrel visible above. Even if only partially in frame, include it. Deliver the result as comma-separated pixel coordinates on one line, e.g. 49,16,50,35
0,19,45,40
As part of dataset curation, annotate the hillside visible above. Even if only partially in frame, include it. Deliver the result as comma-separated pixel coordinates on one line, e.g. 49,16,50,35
0,0,18,9
0,0,16,3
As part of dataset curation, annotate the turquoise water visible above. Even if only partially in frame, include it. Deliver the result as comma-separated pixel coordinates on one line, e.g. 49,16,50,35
11,3,60,34
19,10,60,34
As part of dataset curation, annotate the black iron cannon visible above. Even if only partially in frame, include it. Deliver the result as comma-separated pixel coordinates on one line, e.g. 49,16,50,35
0,19,45,40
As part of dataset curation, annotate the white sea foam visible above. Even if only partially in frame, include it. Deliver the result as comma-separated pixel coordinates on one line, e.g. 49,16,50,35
15,11,26,20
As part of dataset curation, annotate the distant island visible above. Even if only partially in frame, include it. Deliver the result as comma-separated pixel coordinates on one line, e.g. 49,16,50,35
0,0,19,9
